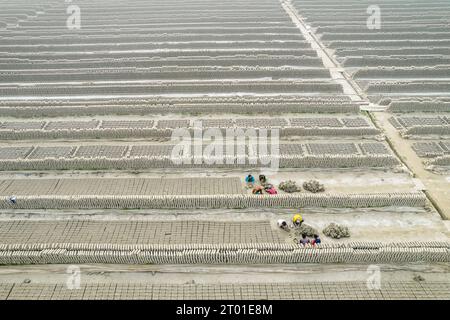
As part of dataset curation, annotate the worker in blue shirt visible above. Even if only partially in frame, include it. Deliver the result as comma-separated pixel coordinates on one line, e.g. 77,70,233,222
245,174,255,187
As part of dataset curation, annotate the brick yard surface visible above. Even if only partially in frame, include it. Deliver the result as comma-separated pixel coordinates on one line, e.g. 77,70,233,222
0,177,243,196
0,0,449,301
1,282,448,300
0,142,394,161
0,220,283,244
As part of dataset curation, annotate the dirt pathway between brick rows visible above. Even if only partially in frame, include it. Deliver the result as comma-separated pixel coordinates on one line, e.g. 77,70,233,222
0,263,448,285
282,0,366,103
0,264,449,301
373,112,450,220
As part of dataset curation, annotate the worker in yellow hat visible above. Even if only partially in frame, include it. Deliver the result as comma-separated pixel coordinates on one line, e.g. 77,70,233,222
292,214,304,227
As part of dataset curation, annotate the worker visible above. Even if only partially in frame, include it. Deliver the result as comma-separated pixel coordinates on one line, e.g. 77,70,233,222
245,174,255,187
9,196,16,204
265,184,277,195
292,214,304,227
299,234,310,246
311,234,321,245
252,185,264,194
259,174,267,184
277,219,289,231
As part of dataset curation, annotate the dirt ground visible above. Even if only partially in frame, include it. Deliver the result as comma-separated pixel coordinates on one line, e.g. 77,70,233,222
0,263,448,285
0,205,447,243
373,112,450,219
0,167,416,194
